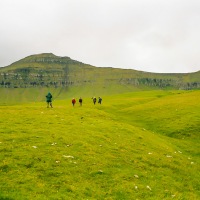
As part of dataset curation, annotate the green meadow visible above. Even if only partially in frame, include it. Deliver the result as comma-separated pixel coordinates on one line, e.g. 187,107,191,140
0,90,199,199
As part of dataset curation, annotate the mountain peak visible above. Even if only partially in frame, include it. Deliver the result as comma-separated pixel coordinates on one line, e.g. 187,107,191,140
23,53,70,61
10,53,73,65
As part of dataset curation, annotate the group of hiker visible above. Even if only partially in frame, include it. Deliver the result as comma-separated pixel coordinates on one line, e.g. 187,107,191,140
72,96,102,107
46,92,102,108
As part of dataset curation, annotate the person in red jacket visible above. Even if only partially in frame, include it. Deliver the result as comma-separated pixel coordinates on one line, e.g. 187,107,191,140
72,98,76,107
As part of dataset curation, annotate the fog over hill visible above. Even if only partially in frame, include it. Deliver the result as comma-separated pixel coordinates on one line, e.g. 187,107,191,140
0,53,199,90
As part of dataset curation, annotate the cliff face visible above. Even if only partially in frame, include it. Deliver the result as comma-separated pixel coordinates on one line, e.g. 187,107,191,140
0,53,199,90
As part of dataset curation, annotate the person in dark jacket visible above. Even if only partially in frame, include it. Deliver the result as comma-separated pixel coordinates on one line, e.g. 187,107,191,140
79,97,83,106
46,92,53,108
98,97,102,104
92,97,97,105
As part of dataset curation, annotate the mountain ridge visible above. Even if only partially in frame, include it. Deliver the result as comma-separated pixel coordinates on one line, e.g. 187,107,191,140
0,53,199,90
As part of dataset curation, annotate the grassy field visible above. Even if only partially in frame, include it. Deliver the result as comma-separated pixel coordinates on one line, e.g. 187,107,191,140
0,90,199,199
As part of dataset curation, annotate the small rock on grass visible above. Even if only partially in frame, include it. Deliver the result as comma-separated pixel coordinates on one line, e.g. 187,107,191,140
146,185,152,190
63,155,74,158
166,155,172,158
134,186,138,190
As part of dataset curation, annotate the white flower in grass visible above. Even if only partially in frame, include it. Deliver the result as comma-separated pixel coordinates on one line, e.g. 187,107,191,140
32,146,37,148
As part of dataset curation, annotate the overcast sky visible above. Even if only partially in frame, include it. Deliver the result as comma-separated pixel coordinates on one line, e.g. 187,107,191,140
0,0,200,73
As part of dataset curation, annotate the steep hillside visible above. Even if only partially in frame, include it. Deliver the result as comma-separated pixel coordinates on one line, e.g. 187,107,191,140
0,53,199,90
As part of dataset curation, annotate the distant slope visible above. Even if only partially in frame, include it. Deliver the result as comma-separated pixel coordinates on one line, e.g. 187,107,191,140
107,90,200,139
0,53,200,90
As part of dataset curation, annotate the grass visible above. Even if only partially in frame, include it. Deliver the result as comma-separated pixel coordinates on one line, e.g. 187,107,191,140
0,85,141,106
0,90,199,199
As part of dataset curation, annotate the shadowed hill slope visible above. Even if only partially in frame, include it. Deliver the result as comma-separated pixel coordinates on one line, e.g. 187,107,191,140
0,53,200,90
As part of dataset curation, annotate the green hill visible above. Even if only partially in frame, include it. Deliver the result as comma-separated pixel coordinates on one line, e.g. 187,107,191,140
0,53,200,91
0,54,199,199
0,90,199,199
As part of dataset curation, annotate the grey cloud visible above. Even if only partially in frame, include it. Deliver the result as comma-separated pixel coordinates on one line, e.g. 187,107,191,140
0,0,200,73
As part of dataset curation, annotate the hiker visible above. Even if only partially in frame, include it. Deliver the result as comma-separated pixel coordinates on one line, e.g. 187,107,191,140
46,92,53,108
72,98,76,107
98,97,102,104
92,97,97,105
79,97,83,106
